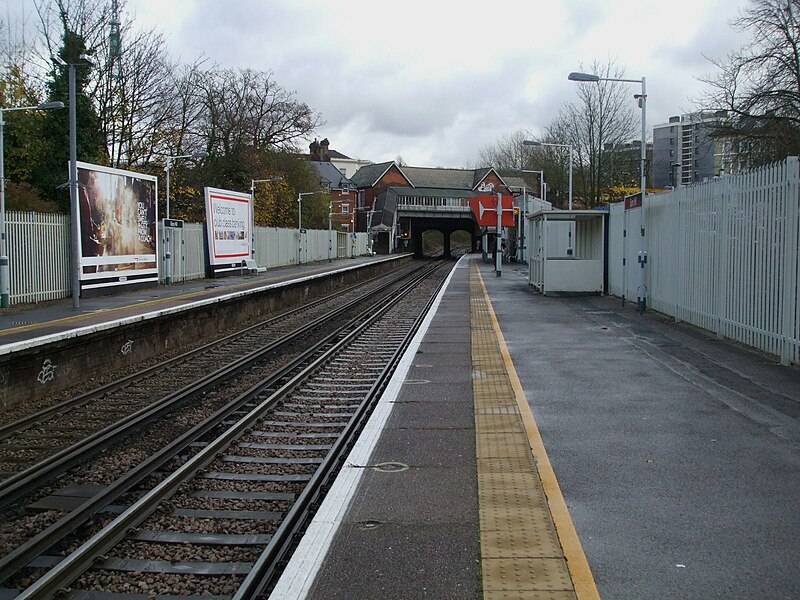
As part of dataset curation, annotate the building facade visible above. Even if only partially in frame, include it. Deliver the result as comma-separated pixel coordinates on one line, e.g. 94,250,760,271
653,111,730,188
309,142,358,231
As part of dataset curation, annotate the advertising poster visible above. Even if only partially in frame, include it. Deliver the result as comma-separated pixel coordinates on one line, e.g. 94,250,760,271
204,187,252,274
76,162,158,293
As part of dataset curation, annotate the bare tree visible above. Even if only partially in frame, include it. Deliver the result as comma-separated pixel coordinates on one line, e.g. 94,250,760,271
700,0,800,165
548,59,637,206
476,129,533,170
194,67,321,157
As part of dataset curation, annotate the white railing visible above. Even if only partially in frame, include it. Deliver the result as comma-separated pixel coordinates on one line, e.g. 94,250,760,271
608,156,800,365
396,196,471,210
4,216,371,305
6,211,71,304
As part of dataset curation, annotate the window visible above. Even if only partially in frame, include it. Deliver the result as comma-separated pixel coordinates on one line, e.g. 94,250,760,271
669,149,674,157
341,182,350,194
670,138,674,145
342,203,350,213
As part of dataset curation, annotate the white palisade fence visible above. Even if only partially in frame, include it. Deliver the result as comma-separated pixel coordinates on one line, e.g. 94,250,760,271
4,217,370,306
609,157,800,365
6,211,71,304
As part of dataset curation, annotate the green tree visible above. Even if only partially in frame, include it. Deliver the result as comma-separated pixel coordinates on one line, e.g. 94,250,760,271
0,65,56,211
32,28,107,211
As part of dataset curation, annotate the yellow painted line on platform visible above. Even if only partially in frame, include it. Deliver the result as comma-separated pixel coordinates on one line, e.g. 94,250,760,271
0,266,335,338
473,261,601,600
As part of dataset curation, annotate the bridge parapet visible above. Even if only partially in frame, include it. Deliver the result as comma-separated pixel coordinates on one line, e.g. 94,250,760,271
396,196,472,211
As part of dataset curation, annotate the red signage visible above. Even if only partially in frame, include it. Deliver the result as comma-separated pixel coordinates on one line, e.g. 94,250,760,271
624,192,642,210
469,195,515,227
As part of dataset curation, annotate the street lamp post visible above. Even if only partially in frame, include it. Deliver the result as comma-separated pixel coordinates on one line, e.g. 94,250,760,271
250,177,282,265
0,101,64,308
524,140,575,254
163,151,207,284
509,168,544,263
297,191,320,264
328,198,333,262
569,70,647,313
522,140,573,209
53,54,93,309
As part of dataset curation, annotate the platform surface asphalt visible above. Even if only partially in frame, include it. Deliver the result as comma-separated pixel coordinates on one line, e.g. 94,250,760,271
275,255,800,600
0,256,385,347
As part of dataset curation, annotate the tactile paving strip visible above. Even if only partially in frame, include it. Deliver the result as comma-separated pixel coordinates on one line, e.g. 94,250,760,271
471,262,579,599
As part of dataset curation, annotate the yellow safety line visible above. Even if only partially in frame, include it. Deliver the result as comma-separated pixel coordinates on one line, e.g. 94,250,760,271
476,264,601,600
0,266,334,338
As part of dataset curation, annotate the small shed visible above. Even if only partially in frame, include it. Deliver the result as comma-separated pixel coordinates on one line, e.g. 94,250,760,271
528,210,606,294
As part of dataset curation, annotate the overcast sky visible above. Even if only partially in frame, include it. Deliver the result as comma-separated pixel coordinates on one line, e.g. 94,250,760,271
15,0,755,168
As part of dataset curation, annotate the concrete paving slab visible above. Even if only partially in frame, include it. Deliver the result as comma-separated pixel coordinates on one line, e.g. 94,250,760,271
304,523,480,600
386,399,474,429
346,466,478,524
405,362,472,383
419,325,471,345
365,427,476,468
394,380,473,404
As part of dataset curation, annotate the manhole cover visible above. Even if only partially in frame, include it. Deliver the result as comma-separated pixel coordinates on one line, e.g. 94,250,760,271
357,520,384,530
372,462,409,473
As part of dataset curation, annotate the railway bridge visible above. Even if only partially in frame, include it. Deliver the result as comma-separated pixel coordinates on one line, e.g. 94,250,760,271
353,163,533,258
369,187,483,258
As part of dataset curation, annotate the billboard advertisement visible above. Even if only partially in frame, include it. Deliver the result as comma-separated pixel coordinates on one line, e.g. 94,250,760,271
76,162,158,293
204,187,252,275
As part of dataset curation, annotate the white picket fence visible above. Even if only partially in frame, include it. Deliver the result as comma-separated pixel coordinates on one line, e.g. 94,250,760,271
608,156,800,365
5,215,370,304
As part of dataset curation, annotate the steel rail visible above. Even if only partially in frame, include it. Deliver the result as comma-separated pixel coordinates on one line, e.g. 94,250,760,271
0,265,425,510
0,288,373,585
235,263,450,598
15,263,443,599
0,266,419,441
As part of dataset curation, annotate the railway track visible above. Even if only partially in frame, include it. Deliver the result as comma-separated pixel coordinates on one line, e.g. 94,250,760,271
0,258,453,598
0,262,430,511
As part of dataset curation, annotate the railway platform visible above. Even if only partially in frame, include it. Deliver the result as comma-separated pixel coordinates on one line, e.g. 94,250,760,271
273,254,800,600
1,253,798,599
0,255,405,406
0,256,391,348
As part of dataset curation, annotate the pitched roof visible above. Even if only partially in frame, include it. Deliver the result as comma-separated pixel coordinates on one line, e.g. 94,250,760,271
472,167,493,188
401,166,475,190
385,186,477,199
310,161,353,189
350,161,398,187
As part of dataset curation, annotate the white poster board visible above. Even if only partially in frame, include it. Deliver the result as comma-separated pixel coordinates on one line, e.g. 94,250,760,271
204,187,252,274
76,162,158,293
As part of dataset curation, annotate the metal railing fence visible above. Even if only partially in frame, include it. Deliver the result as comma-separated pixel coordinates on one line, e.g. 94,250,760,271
608,156,800,365
6,212,71,304
4,217,370,305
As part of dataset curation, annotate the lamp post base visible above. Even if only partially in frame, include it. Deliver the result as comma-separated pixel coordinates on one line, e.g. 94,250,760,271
0,256,8,308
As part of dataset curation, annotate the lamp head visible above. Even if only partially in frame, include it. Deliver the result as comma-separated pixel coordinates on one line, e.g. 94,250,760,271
568,71,600,82
522,140,541,147
51,55,67,67
37,101,65,110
